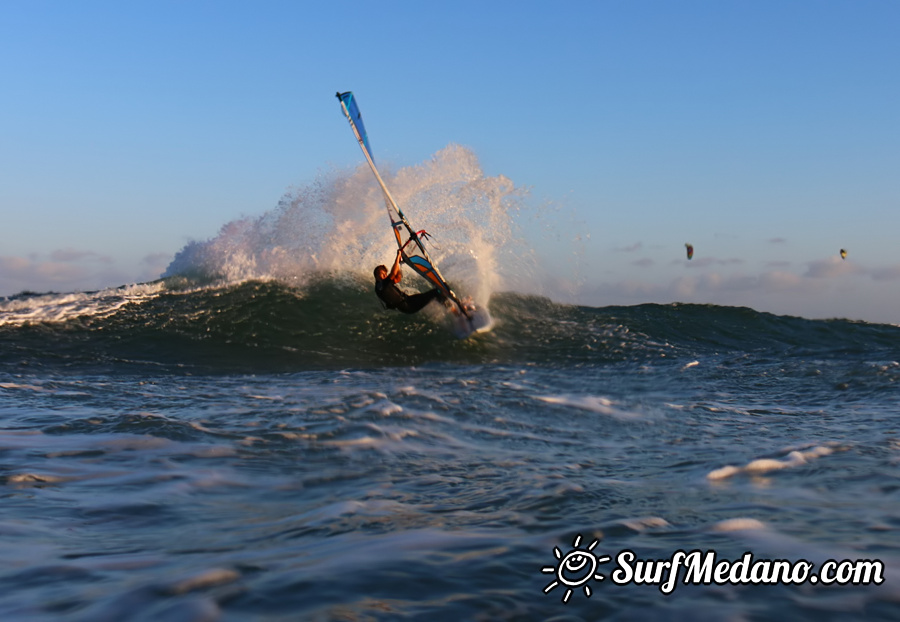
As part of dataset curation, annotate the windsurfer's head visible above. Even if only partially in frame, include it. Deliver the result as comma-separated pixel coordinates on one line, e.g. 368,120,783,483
374,265,388,280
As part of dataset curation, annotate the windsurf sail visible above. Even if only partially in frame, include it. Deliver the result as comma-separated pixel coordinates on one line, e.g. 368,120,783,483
336,91,471,318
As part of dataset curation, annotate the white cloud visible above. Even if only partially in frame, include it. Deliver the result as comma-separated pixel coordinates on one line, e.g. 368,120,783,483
0,250,140,296
1,255,88,291
585,269,819,310
579,262,900,323
757,270,804,290
0,256,30,272
804,256,864,278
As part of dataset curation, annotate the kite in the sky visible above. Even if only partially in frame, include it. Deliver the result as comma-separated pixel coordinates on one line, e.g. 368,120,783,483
840,249,847,260
685,243,694,260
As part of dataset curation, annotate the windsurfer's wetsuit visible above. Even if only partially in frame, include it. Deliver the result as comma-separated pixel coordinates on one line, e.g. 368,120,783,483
375,278,442,314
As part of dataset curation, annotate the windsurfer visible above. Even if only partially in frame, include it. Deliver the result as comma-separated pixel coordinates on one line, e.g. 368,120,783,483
374,249,444,314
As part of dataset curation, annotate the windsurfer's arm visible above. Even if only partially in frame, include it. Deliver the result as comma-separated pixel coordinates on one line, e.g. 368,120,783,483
388,249,403,283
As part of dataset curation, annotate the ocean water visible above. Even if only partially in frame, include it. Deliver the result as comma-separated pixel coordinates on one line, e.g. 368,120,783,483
3,283,899,621
3,149,899,620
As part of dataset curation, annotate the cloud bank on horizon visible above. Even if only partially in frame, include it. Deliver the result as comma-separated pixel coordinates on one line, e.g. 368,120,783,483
0,251,167,296
543,246,900,324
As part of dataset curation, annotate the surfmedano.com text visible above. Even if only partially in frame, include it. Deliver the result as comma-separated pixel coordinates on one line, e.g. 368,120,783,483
612,549,884,595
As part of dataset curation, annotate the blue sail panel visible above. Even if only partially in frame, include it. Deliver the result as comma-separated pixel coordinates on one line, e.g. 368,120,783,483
337,92,372,160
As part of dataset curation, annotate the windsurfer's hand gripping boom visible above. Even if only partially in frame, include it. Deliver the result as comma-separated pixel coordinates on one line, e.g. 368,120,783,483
388,248,404,283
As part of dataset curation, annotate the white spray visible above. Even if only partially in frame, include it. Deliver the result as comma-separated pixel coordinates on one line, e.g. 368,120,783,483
163,144,533,305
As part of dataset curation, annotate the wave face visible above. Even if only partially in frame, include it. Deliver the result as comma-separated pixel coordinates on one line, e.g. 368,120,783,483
3,279,900,375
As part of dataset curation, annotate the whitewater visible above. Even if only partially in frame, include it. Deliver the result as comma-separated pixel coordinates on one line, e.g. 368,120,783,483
2,146,899,620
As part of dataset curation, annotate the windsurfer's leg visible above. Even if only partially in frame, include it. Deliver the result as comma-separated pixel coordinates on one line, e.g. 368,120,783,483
396,290,441,314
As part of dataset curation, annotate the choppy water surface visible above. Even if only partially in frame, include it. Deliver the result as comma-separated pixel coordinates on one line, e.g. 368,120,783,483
2,284,900,620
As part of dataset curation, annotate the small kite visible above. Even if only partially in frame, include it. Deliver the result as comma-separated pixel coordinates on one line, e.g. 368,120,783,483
840,249,847,260
685,243,694,260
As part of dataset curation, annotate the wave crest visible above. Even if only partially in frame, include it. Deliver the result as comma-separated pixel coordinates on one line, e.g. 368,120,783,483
163,144,530,304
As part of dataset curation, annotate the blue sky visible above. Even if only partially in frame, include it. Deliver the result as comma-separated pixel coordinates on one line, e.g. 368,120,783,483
2,1,899,323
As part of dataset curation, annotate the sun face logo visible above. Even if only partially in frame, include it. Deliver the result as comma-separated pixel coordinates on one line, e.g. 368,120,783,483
542,534,611,603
